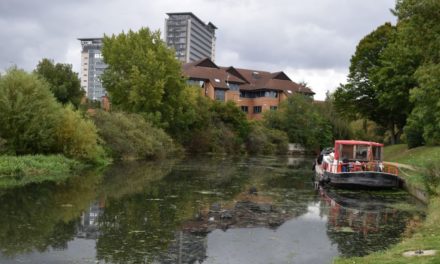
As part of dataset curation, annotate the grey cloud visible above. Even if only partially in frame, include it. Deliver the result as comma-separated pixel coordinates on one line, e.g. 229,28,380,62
0,0,396,75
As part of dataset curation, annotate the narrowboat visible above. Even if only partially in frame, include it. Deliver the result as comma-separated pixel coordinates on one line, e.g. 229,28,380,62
314,140,402,188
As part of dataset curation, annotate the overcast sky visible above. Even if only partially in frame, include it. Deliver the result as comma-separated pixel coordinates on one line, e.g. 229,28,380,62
0,0,396,100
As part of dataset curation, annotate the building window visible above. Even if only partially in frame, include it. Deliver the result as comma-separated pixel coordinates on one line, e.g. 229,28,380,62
265,91,278,98
240,90,277,98
253,106,262,113
241,106,248,113
270,106,278,111
215,89,225,101
187,79,204,87
228,83,240,91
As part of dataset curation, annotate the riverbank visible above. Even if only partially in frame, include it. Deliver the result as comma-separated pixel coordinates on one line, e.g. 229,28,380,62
334,144,440,264
0,155,81,188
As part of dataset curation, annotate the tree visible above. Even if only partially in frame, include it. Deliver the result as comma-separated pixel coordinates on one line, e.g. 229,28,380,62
264,94,333,150
101,28,190,135
0,68,104,162
34,58,84,107
394,0,440,146
0,68,62,154
334,22,417,144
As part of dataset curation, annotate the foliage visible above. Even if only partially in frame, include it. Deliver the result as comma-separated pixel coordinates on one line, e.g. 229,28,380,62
406,64,440,146
334,22,416,144
55,105,106,163
0,155,80,188
264,94,333,150
315,94,353,141
349,119,384,143
183,98,250,154
423,162,440,196
403,113,425,148
246,122,288,155
393,0,440,147
0,68,105,163
101,27,191,136
34,58,84,107
91,110,178,160
0,68,62,154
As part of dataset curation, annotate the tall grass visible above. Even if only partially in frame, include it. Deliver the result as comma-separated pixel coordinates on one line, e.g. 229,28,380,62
0,155,80,188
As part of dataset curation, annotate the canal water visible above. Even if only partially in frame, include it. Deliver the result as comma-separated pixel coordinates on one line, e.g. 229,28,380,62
0,156,425,264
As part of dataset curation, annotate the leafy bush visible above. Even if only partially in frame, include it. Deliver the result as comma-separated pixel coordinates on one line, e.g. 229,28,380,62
55,106,105,163
246,123,288,155
0,68,62,154
91,110,178,160
183,99,249,154
0,68,105,163
422,162,440,196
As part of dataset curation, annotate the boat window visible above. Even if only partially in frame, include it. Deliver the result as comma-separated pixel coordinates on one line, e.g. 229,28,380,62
355,145,369,161
340,145,354,161
372,146,382,160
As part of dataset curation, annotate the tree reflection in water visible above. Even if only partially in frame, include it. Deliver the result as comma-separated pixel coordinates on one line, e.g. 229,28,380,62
0,168,103,256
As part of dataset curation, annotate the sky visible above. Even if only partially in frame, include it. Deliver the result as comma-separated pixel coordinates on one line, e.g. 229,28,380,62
0,0,396,100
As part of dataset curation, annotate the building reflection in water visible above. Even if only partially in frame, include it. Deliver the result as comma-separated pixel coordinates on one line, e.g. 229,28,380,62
77,199,105,240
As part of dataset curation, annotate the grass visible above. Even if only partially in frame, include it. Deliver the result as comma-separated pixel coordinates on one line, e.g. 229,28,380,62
384,144,440,190
384,144,440,168
333,144,440,264
0,154,81,188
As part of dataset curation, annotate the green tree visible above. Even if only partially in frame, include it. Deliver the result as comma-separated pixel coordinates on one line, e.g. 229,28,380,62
101,28,190,135
264,94,332,150
316,93,353,141
334,23,416,144
0,68,104,163
395,0,440,146
0,68,62,154
34,58,84,107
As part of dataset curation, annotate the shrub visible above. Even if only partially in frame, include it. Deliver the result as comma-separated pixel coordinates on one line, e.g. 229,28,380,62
0,68,105,163
0,68,62,154
246,123,289,155
55,106,105,163
91,110,177,160
423,162,440,196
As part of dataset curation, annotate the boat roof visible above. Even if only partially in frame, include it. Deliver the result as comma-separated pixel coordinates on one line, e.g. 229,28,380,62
335,140,383,147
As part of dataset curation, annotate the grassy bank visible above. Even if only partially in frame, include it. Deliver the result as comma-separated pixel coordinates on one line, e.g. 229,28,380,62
384,144,440,169
0,155,81,188
334,144,440,264
384,145,440,190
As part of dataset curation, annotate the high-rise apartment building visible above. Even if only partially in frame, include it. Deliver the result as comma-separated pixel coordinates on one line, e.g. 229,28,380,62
78,38,107,100
165,12,217,63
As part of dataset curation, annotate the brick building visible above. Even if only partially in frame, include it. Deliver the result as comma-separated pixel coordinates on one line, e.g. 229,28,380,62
182,58,315,119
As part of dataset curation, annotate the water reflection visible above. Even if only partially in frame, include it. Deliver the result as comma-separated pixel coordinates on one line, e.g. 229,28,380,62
0,156,425,263
0,169,103,258
321,188,425,257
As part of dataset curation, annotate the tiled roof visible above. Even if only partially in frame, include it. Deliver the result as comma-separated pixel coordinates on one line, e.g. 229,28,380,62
182,58,315,95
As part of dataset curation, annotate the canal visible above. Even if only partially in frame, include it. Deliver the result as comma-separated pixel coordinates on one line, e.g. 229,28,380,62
0,156,425,263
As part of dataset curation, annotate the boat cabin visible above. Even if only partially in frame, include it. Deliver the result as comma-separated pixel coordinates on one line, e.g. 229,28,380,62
326,140,395,174
334,140,383,163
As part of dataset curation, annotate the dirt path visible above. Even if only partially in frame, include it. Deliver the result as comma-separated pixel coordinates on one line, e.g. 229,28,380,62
383,161,417,171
